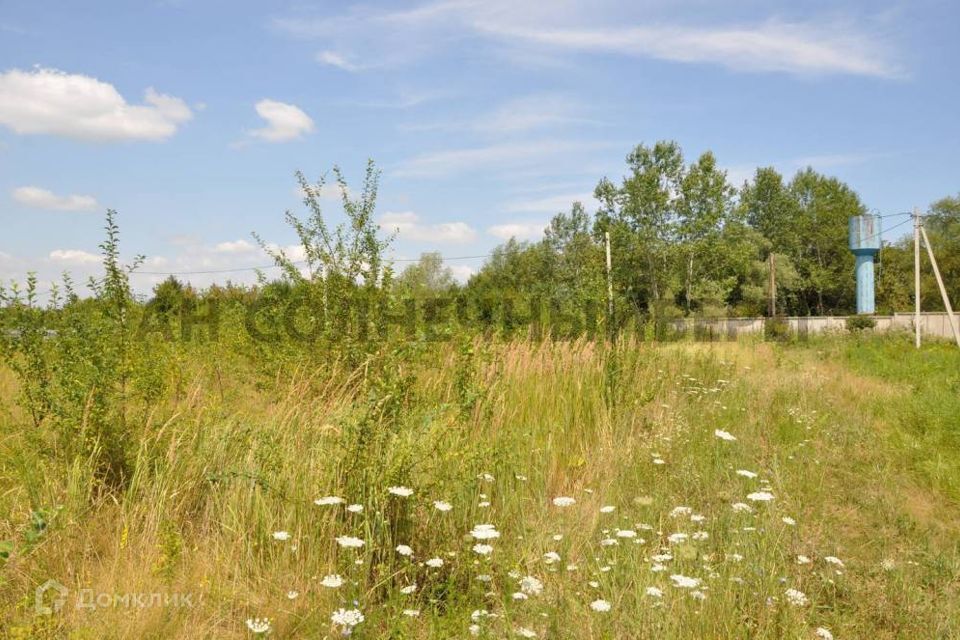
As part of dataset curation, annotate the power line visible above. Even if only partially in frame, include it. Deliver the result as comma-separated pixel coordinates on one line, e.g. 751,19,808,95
866,216,913,244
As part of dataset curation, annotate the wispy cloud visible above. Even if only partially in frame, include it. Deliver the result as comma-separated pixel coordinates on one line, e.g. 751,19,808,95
316,50,369,72
725,150,889,186
379,211,477,243
487,221,547,241
49,249,101,265
503,191,598,214
12,186,98,212
393,139,613,178
476,20,902,78
273,1,903,78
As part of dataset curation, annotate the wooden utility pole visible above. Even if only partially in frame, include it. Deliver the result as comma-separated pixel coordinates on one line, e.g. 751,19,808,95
914,207,921,348
920,222,960,348
768,253,776,317
605,231,613,319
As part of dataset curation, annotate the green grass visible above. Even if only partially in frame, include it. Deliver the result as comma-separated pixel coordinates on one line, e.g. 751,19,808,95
1,336,959,638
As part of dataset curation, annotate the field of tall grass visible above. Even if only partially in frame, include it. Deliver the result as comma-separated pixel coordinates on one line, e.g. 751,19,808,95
2,330,959,638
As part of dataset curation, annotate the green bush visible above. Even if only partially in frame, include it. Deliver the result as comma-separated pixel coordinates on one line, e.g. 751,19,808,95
847,315,877,332
764,316,792,341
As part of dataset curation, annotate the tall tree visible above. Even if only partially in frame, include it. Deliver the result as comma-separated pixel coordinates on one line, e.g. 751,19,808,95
594,141,685,312
677,151,734,311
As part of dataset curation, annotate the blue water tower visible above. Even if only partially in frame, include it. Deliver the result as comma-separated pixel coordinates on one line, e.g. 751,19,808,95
849,215,881,314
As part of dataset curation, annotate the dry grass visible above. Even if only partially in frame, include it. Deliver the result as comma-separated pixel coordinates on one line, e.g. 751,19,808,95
1,337,959,638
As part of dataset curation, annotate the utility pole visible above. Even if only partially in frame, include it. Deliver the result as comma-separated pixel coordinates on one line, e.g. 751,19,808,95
605,231,613,320
914,207,921,348
919,221,960,348
768,253,776,317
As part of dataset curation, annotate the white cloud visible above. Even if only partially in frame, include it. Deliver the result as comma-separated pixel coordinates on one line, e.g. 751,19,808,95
49,249,100,265
478,20,901,78
474,94,595,134
394,140,610,178
449,264,476,282
275,2,901,78
294,183,350,202
12,186,98,211
725,151,884,187
402,93,596,135
0,67,192,141
213,239,257,254
379,211,477,243
316,50,368,72
487,222,547,241
249,99,315,142
503,191,597,214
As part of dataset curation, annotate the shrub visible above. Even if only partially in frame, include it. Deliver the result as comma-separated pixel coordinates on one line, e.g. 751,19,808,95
764,316,792,342
847,315,877,332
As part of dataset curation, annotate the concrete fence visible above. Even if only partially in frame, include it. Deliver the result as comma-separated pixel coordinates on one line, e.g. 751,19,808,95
668,312,957,340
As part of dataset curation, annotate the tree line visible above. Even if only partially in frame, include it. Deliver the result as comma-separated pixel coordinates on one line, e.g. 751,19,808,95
444,141,959,321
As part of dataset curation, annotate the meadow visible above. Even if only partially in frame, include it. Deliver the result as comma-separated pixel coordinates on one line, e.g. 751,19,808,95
2,328,959,639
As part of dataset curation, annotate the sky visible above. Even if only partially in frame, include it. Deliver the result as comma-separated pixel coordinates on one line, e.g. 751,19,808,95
0,0,958,295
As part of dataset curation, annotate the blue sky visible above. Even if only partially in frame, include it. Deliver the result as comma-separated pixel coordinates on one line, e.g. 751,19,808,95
1,0,957,293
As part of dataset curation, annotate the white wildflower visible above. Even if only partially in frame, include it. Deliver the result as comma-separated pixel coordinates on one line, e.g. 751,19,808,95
543,551,561,564
714,429,737,441
320,574,343,588
747,491,775,502
425,557,444,568
245,618,271,634
314,496,345,506
346,504,363,513
336,536,364,549
433,500,453,512
736,469,758,479
645,586,663,598
470,524,501,540
473,544,494,555
519,575,543,596
590,599,611,612
331,607,365,629
396,544,414,557
784,588,808,606
670,574,701,589
552,496,576,507
388,486,413,497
